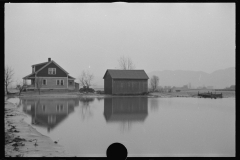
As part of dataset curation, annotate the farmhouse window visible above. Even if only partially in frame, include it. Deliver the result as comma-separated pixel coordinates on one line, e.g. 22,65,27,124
56,104,64,112
42,79,47,85
48,68,56,75
56,79,64,86
48,116,56,124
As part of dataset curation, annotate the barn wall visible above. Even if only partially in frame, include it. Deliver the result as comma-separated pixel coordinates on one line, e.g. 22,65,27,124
112,79,148,95
104,72,112,94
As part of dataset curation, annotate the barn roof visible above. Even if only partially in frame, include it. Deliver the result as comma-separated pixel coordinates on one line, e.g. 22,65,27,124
103,70,149,79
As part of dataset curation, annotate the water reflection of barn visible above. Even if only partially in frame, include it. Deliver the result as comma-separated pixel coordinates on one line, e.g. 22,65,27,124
104,97,148,123
21,98,79,132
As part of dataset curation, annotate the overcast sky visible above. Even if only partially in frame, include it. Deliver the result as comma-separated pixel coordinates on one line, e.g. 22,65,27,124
5,3,235,85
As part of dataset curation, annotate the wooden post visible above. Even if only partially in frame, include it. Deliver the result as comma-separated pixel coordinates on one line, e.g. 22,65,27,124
67,75,68,89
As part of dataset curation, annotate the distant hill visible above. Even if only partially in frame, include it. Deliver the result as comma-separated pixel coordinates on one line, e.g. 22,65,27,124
89,67,235,89
147,67,235,89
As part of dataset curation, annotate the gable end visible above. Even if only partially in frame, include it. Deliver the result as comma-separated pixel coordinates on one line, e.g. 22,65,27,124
36,62,68,77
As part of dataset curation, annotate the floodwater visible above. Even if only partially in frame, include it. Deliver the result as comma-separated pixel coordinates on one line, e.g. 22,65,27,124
8,97,235,157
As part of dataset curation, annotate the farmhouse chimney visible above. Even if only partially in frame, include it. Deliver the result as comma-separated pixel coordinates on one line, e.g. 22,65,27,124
48,58,51,62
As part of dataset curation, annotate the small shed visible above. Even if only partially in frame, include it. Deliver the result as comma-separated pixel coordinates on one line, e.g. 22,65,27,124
103,70,149,95
74,82,79,91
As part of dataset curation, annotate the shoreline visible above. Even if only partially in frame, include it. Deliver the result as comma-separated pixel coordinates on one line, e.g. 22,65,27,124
6,90,235,98
4,101,70,157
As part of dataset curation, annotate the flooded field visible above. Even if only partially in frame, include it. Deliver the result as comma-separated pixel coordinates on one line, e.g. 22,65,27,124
8,96,235,157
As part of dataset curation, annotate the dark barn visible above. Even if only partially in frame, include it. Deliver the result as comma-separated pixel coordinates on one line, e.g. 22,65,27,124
103,70,149,95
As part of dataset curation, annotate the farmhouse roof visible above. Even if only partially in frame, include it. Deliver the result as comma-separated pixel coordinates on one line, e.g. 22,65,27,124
23,58,70,79
68,75,75,79
23,73,35,79
103,69,149,79
35,60,69,74
31,62,48,67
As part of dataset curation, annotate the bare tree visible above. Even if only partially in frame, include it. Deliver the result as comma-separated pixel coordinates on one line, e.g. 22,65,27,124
79,70,94,89
5,66,14,95
16,80,28,96
150,75,159,92
118,56,135,70
35,78,42,95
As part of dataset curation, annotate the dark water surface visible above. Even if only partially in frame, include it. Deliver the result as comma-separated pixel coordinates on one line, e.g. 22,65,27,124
9,97,235,157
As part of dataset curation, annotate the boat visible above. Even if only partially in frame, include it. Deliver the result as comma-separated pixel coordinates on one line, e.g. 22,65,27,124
198,91,222,99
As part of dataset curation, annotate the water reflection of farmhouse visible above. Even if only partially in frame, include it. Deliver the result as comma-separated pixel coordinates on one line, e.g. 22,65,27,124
104,97,148,131
21,98,79,132
21,97,148,132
